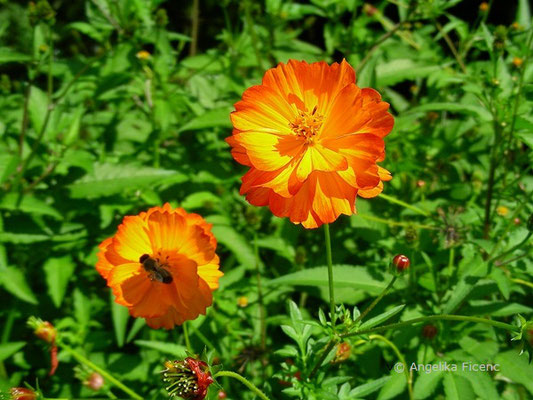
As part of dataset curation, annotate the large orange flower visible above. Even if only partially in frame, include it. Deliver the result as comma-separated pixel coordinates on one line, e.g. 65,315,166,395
226,60,393,228
96,203,223,329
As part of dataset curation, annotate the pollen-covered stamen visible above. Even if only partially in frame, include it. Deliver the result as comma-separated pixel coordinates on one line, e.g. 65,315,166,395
289,105,323,143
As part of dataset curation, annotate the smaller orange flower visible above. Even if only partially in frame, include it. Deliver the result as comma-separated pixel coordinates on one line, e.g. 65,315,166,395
96,204,223,329
512,57,523,68
136,50,151,60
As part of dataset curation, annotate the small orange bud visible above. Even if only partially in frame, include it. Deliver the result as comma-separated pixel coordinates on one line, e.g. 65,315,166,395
512,57,523,68
392,254,410,272
334,342,351,363
136,50,150,60
511,22,522,31
496,206,509,216
514,218,521,225
363,3,378,16
426,111,439,121
218,391,228,399
479,2,489,12
422,324,438,339
8,388,37,400
33,320,56,344
237,296,248,308
416,180,426,188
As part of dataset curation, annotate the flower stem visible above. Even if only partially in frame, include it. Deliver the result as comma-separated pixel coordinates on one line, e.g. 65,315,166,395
355,275,398,324
59,342,143,400
214,370,271,400
324,224,336,330
183,321,193,354
369,334,413,400
379,193,430,216
341,314,520,339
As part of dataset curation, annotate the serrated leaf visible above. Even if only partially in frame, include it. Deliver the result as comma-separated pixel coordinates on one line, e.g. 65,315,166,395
351,376,391,397
209,223,256,270
68,163,186,198
408,102,492,122
44,256,76,307
267,266,396,294
0,193,62,219
0,342,26,362
413,369,444,399
360,305,406,330
495,350,533,394
377,371,406,400
177,107,232,132
134,340,187,358
442,373,475,400
0,267,38,304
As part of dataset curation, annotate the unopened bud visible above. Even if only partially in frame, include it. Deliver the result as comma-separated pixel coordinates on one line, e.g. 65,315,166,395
363,3,378,16
422,324,438,340
27,317,56,344
496,206,509,216
136,50,151,60
87,373,104,391
5,388,37,400
237,296,248,308
218,391,227,399
512,57,523,68
333,342,351,363
392,254,410,272
479,2,489,12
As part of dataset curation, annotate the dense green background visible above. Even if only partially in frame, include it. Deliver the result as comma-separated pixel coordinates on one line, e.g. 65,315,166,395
0,0,532,399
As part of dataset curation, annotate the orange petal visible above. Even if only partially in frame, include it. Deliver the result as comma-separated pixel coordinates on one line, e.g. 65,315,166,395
113,216,152,262
295,145,347,182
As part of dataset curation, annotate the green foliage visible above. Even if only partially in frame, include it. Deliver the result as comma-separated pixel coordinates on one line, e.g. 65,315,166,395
0,0,532,399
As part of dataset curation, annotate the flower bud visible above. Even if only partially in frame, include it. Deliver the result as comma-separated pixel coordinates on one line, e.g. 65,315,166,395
161,358,214,400
422,324,438,340
237,296,248,308
496,206,509,216
136,50,151,60
392,254,410,272
479,2,489,12
363,3,378,16
87,372,104,391
6,388,37,400
512,57,523,68
27,317,56,344
218,391,227,399
333,342,351,363
416,179,426,188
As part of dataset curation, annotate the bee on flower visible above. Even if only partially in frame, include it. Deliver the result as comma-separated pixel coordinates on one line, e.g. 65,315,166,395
96,203,223,329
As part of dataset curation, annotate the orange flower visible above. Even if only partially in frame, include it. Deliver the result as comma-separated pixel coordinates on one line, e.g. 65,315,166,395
226,60,393,228
96,203,223,329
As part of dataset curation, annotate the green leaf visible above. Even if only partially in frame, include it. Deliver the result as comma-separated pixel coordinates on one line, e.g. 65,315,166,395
351,376,391,397
0,267,38,304
413,369,444,399
376,59,442,86
180,191,221,209
0,342,26,362
359,305,406,330
377,371,406,400
267,266,397,294
111,293,130,347
0,193,62,219
134,340,187,358
443,373,475,400
0,47,31,64
456,369,499,400
517,0,531,28
28,86,48,134
408,102,492,122
68,163,186,199
0,154,19,184
495,350,533,395
43,256,76,307
177,107,232,132
209,224,256,270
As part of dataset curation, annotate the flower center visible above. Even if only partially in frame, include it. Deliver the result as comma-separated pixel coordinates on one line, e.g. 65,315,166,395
289,106,323,144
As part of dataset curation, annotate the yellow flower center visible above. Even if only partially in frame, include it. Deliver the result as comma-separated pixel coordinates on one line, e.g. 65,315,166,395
289,106,323,144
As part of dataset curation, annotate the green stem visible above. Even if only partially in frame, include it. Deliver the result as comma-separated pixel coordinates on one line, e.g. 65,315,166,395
369,334,413,400
341,314,520,339
244,0,264,70
355,275,398,324
447,246,455,286
214,370,270,400
379,193,430,216
183,322,193,354
308,337,339,379
59,342,143,400
324,224,336,330
358,213,436,230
